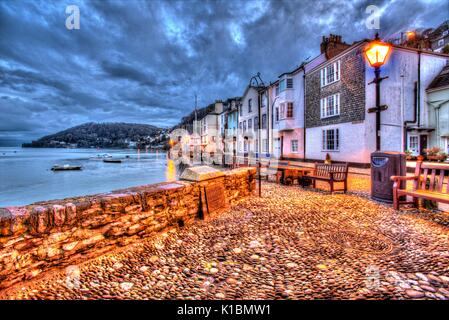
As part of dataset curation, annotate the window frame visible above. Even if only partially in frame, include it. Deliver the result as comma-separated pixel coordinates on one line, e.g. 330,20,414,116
321,128,340,152
320,93,340,119
291,139,299,153
320,60,341,87
408,135,419,155
286,102,294,118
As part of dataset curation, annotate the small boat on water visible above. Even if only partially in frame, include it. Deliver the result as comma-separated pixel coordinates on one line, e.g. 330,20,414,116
51,164,82,171
89,153,113,160
103,159,122,163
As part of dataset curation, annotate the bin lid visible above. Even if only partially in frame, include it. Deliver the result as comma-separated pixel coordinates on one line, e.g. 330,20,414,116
371,151,405,156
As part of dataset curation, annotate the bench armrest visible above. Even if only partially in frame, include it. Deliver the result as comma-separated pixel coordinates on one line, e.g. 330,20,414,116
390,176,418,182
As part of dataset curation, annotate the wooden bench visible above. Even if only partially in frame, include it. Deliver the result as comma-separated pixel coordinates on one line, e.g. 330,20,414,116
259,160,286,183
391,161,449,210
308,163,349,193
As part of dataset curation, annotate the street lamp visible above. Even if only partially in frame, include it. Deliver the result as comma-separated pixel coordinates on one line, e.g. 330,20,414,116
365,33,392,151
249,72,265,197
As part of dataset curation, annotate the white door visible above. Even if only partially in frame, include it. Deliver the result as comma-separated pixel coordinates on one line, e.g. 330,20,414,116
274,138,281,158
408,135,419,156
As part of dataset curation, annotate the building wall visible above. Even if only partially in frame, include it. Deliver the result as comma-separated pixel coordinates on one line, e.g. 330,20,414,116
281,128,305,159
272,69,306,159
306,122,370,164
305,44,366,129
238,87,263,155
364,48,448,153
427,87,449,153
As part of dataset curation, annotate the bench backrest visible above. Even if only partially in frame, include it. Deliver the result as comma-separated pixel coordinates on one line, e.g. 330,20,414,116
278,160,290,167
314,162,349,180
414,161,449,193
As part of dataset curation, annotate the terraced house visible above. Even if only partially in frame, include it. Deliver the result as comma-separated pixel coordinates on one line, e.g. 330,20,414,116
305,35,449,166
237,84,268,161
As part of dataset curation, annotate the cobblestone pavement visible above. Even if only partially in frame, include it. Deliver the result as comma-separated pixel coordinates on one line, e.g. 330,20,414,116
1,175,449,300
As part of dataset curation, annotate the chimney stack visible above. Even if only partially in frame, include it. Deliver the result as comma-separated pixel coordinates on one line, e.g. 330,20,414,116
320,34,350,59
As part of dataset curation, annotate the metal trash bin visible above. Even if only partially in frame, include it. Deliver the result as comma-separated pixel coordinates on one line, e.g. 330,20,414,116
371,151,406,202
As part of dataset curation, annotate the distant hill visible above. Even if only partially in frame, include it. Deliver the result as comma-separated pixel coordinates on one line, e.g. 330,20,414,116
22,122,169,149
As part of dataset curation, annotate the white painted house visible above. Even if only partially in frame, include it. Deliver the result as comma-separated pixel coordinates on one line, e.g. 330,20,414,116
305,37,449,166
237,85,267,161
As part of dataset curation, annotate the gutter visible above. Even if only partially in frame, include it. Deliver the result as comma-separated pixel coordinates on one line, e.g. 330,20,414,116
404,51,421,150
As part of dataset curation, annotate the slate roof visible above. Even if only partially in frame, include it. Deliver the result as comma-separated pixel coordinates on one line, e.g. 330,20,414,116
427,62,449,91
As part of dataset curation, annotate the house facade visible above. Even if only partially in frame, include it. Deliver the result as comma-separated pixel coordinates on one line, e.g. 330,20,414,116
426,62,449,155
218,97,241,165
305,38,449,166
429,20,449,53
237,85,267,161
199,101,223,162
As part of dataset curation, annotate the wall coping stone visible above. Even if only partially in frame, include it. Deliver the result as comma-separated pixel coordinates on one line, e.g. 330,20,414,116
180,166,225,182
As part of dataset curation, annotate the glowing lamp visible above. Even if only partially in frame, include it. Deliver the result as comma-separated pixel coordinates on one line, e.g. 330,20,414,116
406,31,415,39
365,40,391,68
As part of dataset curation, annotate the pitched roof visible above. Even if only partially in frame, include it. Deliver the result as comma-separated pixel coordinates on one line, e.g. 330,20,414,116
427,63,449,91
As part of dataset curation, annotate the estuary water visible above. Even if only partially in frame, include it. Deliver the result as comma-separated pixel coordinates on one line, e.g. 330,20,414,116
0,147,176,207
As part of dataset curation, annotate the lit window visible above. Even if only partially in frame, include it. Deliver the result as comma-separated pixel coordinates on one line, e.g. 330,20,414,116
291,140,298,153
320,93,340,118
322,129,339,151
287,102,294,118
320,60,341,87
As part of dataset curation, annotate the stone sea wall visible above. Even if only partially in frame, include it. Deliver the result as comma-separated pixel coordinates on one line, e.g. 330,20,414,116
0,167,256,290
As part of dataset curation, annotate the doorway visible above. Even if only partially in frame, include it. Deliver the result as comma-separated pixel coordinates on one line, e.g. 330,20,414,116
274,138,281,159
419,135,428,155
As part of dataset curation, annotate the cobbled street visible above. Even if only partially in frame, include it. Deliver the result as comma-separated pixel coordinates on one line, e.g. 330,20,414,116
1,175,449,300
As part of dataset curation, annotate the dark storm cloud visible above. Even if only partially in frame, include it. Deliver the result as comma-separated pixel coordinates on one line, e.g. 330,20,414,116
0,0,448,145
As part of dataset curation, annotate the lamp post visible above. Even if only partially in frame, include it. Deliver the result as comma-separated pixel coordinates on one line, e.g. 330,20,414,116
249,73,265,197
365,33,392,151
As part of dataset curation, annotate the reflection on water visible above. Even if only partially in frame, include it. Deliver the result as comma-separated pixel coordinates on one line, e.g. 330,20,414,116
0,147,173,207
166,159,177,182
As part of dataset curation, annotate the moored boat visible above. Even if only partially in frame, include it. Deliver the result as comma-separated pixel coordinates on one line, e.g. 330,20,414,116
103,159,122,163
51,164,82,171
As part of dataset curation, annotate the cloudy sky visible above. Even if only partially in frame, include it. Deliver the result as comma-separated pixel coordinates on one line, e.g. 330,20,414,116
0,0,447,145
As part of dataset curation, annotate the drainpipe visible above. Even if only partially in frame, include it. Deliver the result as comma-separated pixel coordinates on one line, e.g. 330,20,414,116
303,73,307,161
404,51,421,151
417,51,421,127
